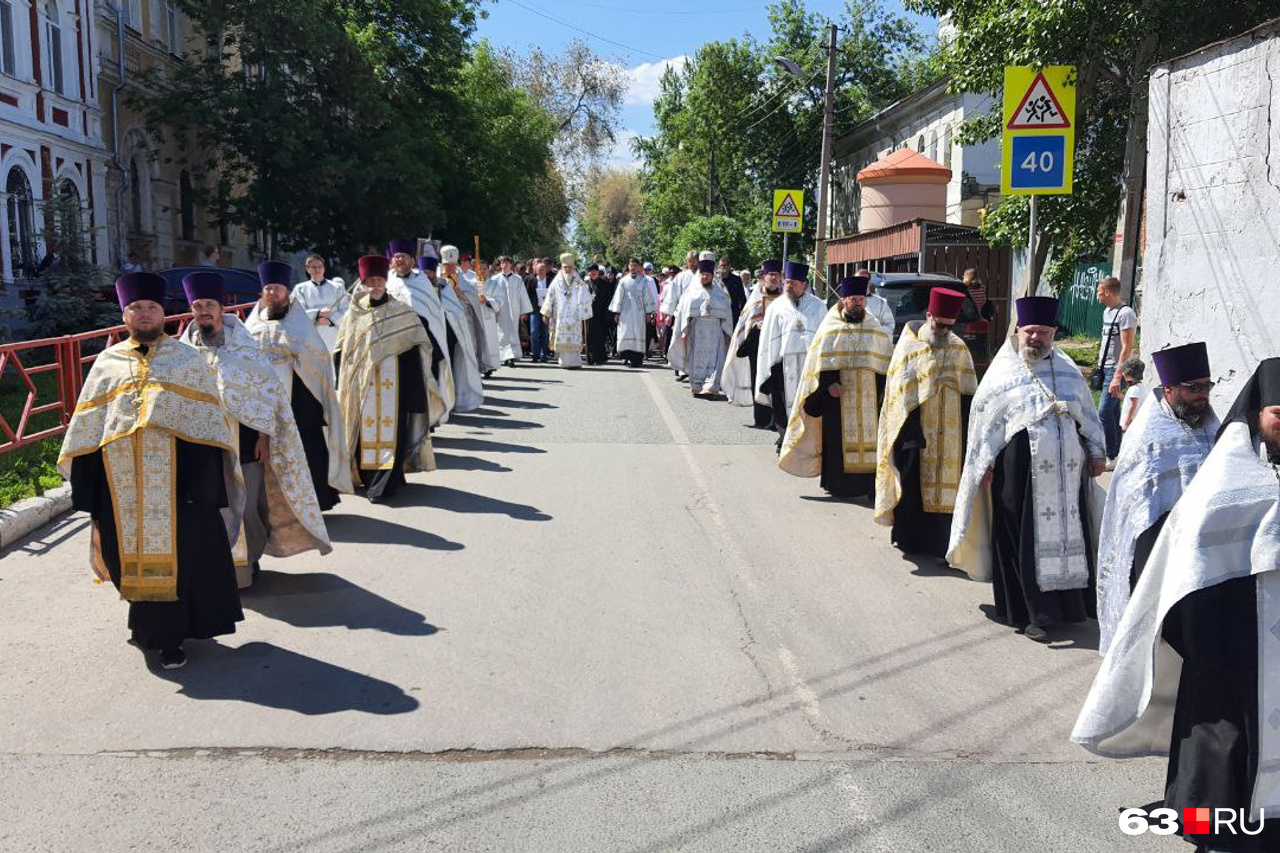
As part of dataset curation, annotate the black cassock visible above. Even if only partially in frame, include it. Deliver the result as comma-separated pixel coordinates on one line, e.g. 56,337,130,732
1129,512,1168,590
289,372,339,511
70,439,242,650
801,369,885,499
737,327,772,428
1158,575,1280,850
722,273,747,325
989,430,1095,630
890,396,972,558
334,324,428,502
587,280,615,365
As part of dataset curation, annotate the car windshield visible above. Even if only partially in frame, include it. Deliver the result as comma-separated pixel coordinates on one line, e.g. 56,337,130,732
879,284,979,323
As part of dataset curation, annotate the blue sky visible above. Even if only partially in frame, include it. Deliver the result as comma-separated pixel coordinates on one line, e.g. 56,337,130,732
474,0,935,169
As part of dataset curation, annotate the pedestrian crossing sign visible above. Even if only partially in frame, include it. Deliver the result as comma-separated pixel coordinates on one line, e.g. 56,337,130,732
772,189,803,233
1001,66,1076,195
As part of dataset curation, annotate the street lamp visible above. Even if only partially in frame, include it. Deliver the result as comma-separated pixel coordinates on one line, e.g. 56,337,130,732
774,24,837,300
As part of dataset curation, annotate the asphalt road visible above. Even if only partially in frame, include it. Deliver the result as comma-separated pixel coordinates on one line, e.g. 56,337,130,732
0,359,1176,853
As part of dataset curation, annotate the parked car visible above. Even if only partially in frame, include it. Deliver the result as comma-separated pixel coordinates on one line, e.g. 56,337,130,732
870,272,998,374
154,266,262,312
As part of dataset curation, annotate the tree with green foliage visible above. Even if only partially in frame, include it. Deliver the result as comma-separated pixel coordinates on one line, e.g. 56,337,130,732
574,168,643,266
139,0,570,263
25,195,119,339
495,39,628,213
911,0,1280,291
635,0,933,268
442,41,567,258
671,216,751,271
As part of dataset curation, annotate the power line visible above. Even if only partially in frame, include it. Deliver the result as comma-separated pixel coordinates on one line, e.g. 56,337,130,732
742,66,822,132
504,0,665,60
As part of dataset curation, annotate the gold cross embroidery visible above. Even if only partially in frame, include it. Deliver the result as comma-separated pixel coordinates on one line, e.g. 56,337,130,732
382,379,394,390
364,417,375,427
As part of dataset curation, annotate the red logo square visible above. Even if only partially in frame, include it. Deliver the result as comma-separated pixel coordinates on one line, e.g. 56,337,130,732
1183,807,1212,835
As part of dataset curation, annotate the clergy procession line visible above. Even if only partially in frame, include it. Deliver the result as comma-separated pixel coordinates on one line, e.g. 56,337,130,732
54,234,1280,850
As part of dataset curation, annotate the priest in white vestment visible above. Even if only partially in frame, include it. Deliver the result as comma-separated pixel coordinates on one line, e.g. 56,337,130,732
1073,358,1280,849
179,271,330,586
384,238,455,423
292,253,349,351
609,257,658,368
755,261,828,452
441,245,501,377
420,254,484,412
488,255,532,365
1095,341,1218,655
245,261,353,510
948,296,1106,643
722,260,784,428
661,251,698,379
540,253,592,369
669,259,734,396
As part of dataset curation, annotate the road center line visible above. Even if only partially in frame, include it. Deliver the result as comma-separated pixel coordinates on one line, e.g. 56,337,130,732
640,370,847,753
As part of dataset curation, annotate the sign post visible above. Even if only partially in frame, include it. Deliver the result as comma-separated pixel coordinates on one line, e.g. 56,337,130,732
1001,66,1076,301
772,188,804,285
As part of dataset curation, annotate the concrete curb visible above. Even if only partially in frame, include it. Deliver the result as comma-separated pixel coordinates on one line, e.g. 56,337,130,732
0,485,74,550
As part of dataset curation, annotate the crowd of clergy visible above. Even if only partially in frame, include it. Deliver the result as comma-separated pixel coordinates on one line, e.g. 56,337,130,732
55,231,1280,850
718,255,1279,851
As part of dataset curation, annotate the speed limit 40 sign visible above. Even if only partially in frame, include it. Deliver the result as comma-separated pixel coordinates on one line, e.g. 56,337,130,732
1001,66,1076,195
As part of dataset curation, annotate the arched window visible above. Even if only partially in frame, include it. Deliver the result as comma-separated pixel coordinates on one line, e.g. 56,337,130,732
179,170,195,241
941,125,953,168
916,134,925,153
5,167,37,277
43,1,63,96
53,177,82,257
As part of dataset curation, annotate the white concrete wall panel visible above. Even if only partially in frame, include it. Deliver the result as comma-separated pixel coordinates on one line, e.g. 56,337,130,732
1144,29,1280,410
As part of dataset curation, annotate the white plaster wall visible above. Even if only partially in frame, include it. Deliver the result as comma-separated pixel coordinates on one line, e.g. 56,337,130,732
1144,25,1280,412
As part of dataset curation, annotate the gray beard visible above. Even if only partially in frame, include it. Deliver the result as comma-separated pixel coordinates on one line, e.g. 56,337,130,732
929,332,949,347
1019,343,1049,364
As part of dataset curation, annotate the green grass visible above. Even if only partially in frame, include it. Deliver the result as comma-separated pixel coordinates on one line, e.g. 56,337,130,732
1,362,65,509
1057,335,1099,369
0,438,62,508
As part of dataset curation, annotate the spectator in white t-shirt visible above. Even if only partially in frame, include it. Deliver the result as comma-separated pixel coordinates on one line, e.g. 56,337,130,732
1118,357,1146,433
1096,275,1138,463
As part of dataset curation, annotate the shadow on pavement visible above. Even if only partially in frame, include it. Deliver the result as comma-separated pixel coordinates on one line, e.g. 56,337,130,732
324,514,464,551
480,396,558,410
463,407,509,417
481,384,543,394
432,453,512,473
901,553,964,579
431,436,546,455
487,374,564,384
158,641,420,715
5,515,90,558
242,571,441,636
396,484,551,521
445,414,542,430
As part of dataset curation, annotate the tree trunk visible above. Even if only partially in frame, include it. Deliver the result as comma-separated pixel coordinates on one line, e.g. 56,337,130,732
1116,98,1148,302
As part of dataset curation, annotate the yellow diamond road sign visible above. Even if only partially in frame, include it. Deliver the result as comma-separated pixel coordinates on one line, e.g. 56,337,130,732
1001,65,1076,196
772,189,803,233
